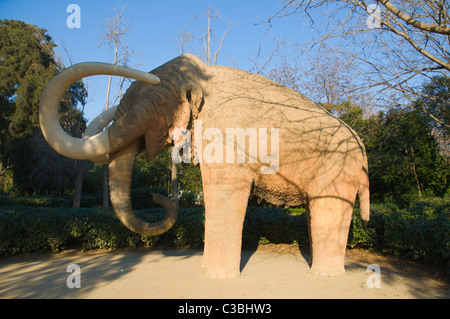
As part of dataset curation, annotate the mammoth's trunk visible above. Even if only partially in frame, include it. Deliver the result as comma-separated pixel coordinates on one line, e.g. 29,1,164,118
109,139,177,236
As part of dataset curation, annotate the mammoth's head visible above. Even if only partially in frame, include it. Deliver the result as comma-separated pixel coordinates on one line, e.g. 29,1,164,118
112,67,204,162
39,55,205,237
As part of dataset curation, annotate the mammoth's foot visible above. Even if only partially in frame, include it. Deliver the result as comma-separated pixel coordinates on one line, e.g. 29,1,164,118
308,265,346,277
206,268,241,279
201,256,241,279
307,253,349,277
207,272,241,279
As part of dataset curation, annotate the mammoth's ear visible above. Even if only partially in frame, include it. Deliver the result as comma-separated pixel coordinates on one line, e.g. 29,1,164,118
168,83,203,146
180,82,203,120
172,83,203,130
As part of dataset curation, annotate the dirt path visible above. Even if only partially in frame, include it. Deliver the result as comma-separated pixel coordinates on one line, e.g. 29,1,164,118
0,245,448,299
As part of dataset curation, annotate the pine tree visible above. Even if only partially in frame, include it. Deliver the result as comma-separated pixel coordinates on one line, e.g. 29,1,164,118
0,19,87,195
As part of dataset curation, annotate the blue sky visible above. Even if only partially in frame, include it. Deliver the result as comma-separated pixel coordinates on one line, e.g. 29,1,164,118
1,0,310,123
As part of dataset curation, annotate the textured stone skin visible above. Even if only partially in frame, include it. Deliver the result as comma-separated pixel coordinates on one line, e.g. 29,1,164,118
41,54,370,278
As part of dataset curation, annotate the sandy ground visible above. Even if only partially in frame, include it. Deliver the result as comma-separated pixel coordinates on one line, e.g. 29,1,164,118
0,245,448,299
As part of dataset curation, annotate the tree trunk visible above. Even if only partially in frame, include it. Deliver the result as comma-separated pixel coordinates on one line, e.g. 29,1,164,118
103,164,109,208
73,160,84,208
171,161,179,209
101,30,119,211
410,145,422,198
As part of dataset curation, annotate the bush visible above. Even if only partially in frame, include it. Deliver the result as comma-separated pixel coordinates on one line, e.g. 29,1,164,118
0,196,72,208
243,207,309,248
131,187,168,209
0,190,169,209
169,208,205,247
179,192,197,208
0,197,448,271
0,206,206,256
366,198,449,266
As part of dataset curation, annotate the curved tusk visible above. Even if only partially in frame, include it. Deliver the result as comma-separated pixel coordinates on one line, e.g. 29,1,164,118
83,106,118,164
84,105,118,137
39,62,160,160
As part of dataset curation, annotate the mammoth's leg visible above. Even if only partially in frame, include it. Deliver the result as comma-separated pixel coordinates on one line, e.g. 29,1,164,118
307,195,354,276
305,200,313,266
200,164,253,279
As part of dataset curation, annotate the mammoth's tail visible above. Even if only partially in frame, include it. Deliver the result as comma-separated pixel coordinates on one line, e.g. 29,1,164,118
358,154,370,222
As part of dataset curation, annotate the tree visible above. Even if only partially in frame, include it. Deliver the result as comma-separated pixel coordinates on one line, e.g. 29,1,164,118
133,150,172,192
100,3,134,109
266,45,369,113
179,3,234,66
342,105,449,203
168,4,234,206
0,19,87,195
98,3,134,208
0,20,56,157
413,75,450,157
262,1,450,125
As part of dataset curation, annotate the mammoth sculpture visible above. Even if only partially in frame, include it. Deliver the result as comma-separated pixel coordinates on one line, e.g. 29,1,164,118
40,53,370,278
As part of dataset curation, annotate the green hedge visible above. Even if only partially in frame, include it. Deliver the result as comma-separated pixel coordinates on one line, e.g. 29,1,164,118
0,187,169,209
0,196,73,208
360,199,449,266
0,198,448,270
0,206,205,255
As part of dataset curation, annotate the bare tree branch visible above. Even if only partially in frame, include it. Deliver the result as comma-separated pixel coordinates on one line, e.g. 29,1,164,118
261,0,449,126
176,4,233,66
380,0,450,35
99,2,134,110
380,9,450,70
213,20,234,66
98,2,135,209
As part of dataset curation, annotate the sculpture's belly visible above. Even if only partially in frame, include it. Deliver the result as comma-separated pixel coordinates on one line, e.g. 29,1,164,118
252,172,307,207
